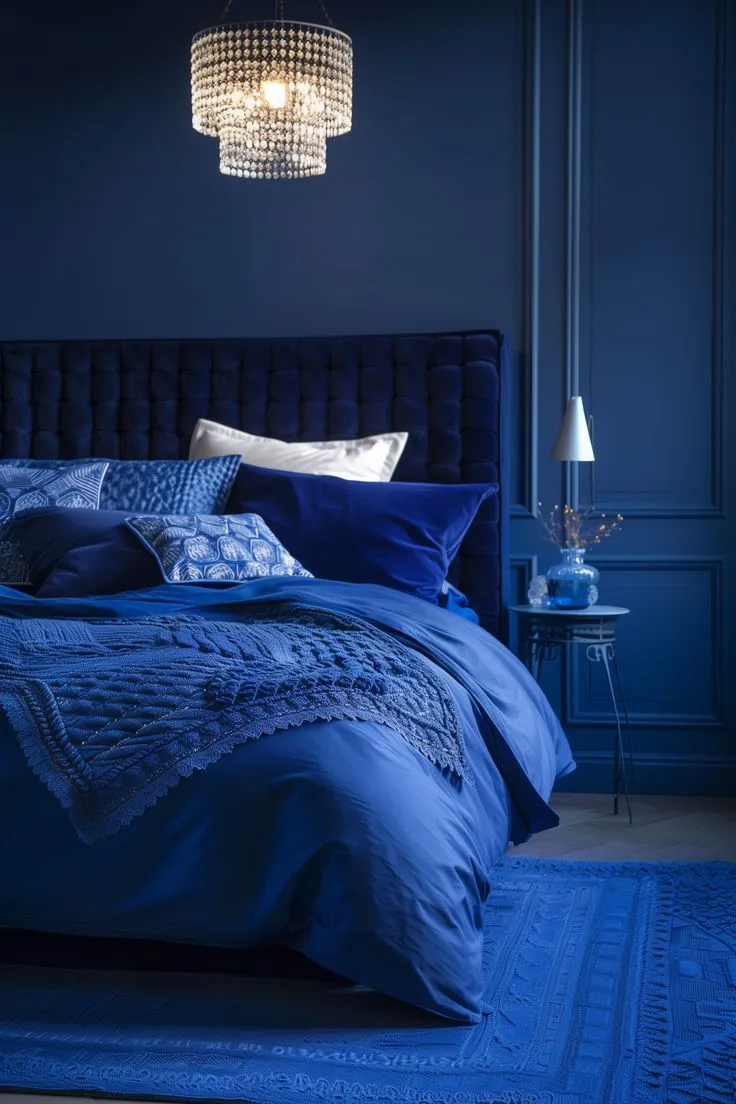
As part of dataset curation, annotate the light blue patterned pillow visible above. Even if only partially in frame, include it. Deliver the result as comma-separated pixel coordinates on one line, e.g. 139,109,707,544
3,455,241,514
125,513,314,584
0,462,109,585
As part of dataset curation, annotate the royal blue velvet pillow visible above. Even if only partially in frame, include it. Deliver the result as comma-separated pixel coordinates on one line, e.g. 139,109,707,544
10,507,162,597
0,463,109,586
3,455,241,514
126,514,313,584
227,463,497,604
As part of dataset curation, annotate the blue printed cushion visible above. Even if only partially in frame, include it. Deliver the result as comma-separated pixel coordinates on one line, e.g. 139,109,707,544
0,462,109,585
126,513,314,584
100,456,241,513
2,456,242,515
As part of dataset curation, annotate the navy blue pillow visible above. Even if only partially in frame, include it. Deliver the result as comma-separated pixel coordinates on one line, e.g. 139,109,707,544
10,508,162,597
227,463,497,604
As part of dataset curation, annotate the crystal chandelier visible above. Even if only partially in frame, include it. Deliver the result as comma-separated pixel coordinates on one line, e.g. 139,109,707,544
191,1,352,179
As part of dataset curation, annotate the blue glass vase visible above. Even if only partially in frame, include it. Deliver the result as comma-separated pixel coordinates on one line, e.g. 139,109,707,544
545,548,599,609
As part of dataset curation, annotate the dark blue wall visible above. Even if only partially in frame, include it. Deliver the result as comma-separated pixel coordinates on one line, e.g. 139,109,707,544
0,0,733,793
0,0,525,341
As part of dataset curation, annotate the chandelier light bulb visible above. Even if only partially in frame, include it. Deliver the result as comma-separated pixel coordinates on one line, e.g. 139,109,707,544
261,81,288,109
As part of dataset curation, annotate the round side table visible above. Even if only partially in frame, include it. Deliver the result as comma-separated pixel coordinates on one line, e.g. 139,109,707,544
511,604,634,822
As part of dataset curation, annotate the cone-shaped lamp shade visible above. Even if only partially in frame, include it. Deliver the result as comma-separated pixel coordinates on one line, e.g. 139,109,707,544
551,396,595,461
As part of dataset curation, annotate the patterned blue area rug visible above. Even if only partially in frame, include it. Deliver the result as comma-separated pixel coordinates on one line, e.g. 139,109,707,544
0,858,734,1104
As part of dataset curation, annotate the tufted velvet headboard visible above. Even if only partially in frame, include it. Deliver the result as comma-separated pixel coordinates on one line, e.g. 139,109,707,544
0,331,510,639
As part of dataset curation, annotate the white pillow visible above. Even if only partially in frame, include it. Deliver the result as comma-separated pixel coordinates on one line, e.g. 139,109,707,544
189,419,408,482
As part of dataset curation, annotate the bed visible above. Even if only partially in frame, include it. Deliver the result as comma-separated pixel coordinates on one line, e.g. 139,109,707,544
0,330,574,1025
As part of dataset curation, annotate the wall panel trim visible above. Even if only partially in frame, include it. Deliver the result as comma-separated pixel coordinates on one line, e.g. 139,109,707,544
510,553,539,602
509,553,538,653
709,0,727,517
568,751,736,770
557,750,736,796
512,0,542,519
564,0,583,510
582,0,727,519
564,555,726,729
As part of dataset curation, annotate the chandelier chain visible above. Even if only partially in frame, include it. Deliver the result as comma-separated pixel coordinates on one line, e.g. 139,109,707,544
315,0,334,26
220,0,333,23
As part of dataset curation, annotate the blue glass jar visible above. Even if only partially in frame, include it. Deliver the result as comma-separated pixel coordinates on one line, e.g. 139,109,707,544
545,548,600,609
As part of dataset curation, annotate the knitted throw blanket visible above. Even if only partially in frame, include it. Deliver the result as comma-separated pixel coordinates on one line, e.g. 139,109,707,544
0,605,463,843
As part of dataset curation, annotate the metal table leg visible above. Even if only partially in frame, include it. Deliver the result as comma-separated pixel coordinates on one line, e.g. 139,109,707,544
587,642,632,823
520,624,535,674
531,639,560,685
612,651,636,787
535,639,545,683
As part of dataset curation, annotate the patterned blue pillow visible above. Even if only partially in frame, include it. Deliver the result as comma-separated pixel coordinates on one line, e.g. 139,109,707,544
0,462,109,585
2,455,241,514
100,456,241,513
125,513,314,584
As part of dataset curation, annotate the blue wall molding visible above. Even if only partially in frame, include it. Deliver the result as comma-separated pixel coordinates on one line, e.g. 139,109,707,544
709,0,727,519
510,553,539,604
564,0,583,404
564,555,726,729
566,752,736,770
557,750,736,798
564,0,583,510
577,0,728,520
509,554,538,656
511,0,542,520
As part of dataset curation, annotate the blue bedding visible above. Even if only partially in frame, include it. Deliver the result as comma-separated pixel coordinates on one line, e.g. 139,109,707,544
0,578,574,1024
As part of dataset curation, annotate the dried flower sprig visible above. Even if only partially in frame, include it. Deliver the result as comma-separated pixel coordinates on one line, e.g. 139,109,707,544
537,502,623,549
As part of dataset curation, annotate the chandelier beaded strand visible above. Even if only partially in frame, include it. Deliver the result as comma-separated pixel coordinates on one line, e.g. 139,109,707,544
191,7,352,180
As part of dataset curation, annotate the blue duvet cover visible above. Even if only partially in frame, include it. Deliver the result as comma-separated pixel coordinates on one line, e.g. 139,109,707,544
0,578,574,1023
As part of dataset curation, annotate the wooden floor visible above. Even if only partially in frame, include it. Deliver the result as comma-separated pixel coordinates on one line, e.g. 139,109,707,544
509,792,736,862
1,794,733,1104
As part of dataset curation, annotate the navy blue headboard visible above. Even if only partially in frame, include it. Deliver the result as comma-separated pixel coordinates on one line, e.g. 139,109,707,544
0,331,510,639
